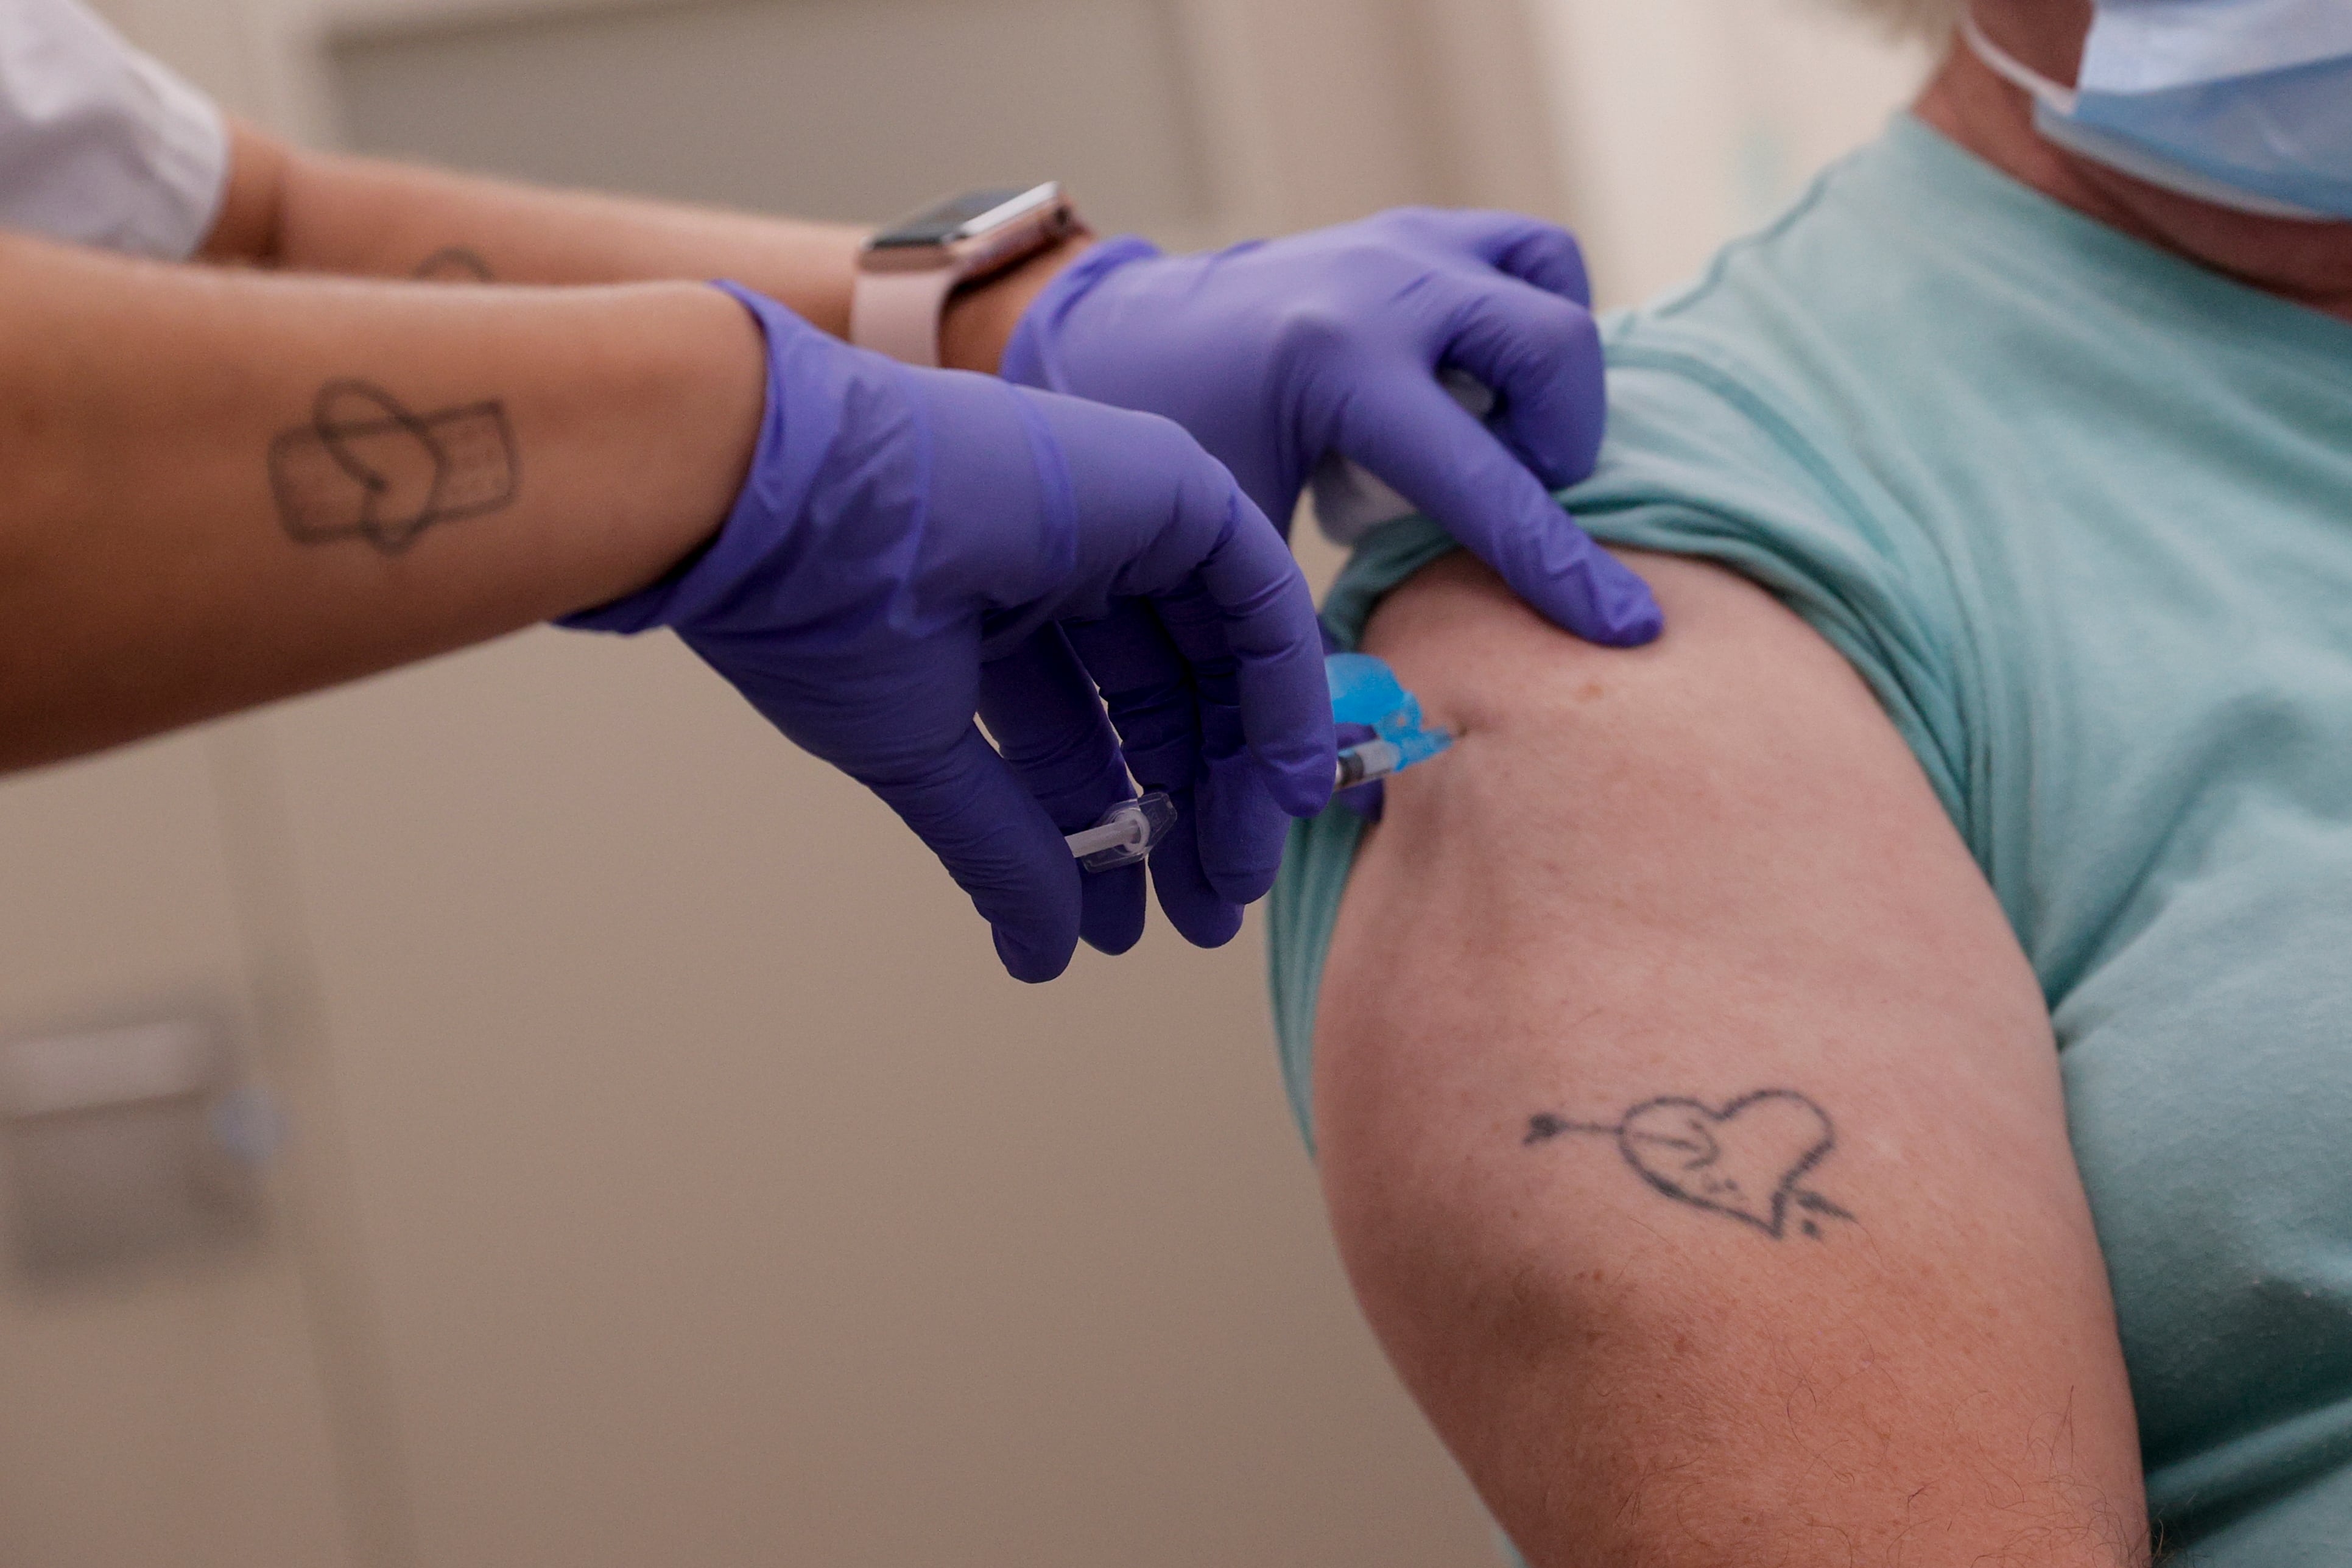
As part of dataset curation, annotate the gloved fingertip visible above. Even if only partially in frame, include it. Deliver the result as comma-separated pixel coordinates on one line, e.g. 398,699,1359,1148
1599,591,1664,648
1144,802,1246,949
1593,560,1666,647
1205,857,1282,909
1081,916,1144,957
993,925,1076,984
1336,779,1385,822
1527,548,1664,648
1150,867,1244,947
1264,758,1337,820
1551,598,1661,649
1079,865,1148,956
1171,898,1245,950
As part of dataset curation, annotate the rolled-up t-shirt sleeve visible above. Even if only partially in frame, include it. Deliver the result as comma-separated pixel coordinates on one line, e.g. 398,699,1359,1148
1272,340,1977,1148
0,0,227,259
1563,348,1974,825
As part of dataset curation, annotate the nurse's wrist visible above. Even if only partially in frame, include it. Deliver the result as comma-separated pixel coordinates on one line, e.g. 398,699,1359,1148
554,282,769,628
938,228,1096,374
198,118,292,266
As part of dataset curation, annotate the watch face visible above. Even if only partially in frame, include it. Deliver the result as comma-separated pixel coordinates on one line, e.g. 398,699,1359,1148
867,185,1054,249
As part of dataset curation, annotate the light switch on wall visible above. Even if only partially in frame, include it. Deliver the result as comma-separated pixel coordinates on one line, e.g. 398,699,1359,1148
0,1017,278,1278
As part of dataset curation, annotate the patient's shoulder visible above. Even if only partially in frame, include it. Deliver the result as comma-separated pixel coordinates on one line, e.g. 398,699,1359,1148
1354,547,1950,882
1325,543,2037,1143
1366,546,1851,726
1315,550,2146,1567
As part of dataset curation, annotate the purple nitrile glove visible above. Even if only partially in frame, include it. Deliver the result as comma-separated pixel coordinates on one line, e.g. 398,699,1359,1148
1002,208,1663,646
562,283,1334,983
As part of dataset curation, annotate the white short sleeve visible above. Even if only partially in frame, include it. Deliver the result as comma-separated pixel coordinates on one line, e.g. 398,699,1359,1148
0,0,228,259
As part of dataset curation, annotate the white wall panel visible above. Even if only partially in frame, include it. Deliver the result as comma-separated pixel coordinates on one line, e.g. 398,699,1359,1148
329,0,1212,232
0,737,357,1567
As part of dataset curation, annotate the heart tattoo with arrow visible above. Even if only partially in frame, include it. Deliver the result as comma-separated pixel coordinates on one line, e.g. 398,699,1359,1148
1524,1090,1856,1240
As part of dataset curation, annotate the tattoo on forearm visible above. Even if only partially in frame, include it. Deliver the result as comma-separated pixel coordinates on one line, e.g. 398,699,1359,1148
412,246,494,283
269,380,519,555
1524,1090,1856,1240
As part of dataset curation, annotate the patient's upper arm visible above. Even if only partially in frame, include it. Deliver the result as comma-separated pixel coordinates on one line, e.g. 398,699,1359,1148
1316,550,2146,1566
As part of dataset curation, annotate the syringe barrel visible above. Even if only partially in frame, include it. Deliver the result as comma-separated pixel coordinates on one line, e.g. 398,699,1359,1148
1335,739,1404,790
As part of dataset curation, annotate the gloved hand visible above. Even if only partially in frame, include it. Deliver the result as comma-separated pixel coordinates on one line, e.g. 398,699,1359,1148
563,282,1334,982
1002,208,1663,646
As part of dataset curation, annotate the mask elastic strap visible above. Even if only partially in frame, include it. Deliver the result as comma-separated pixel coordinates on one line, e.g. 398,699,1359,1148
1958,10,2079,112
1957,5,2335,222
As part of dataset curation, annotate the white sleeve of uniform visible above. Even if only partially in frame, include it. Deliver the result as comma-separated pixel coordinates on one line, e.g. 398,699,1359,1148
0,0,228,259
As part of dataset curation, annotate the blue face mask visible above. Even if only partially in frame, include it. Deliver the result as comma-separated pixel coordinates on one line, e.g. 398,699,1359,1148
1962,0,2352,222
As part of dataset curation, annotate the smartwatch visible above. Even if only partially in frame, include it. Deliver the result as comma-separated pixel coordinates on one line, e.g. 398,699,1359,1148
851,183,1079,368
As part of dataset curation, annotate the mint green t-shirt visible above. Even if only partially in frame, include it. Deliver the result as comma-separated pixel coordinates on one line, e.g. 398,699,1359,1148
1270,116,2352,1560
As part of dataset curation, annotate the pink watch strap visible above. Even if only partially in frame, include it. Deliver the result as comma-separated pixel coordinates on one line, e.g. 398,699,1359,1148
850,266,960,368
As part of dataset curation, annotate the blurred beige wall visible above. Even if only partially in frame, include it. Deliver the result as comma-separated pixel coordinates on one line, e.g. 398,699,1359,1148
4,2,1931,1564
1535,0,1937,306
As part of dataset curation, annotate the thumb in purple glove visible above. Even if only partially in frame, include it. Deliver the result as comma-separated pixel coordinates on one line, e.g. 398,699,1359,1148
1004,209,1661,647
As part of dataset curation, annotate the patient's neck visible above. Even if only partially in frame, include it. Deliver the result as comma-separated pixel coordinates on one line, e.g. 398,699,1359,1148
1912,24,2352,325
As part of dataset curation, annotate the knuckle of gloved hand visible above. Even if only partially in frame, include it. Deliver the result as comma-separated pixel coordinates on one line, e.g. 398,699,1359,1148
1560,392,1606,480
1472,292,1593,381
1563,300,1605,369
1373,205,1447,239
1526,293,1602,361
1090,411,1213,516
945,817,1053,892
1113,406,1206,476
1272,301,1365,375
995,719,1111,783
1121,742,1197,795
1550,227,1593,282
1511,216,1583,260
1169,452,1253,550
1108,737,1192,794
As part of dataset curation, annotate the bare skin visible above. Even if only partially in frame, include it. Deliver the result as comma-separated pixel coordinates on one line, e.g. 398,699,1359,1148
0,122,1083,773
1321,555,2147,1566
1311,2,2352,1561
0,236,762,770
203,121,1090,364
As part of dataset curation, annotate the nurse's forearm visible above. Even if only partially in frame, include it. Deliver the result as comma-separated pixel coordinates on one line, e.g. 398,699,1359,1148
205,121,1083,371
0,231,760,773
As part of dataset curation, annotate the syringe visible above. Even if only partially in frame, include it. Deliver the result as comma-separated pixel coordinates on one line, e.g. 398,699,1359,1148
1328,650,1452,789
1065,791,1179,872
1335,737,1412,790
1065,653,1452,872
